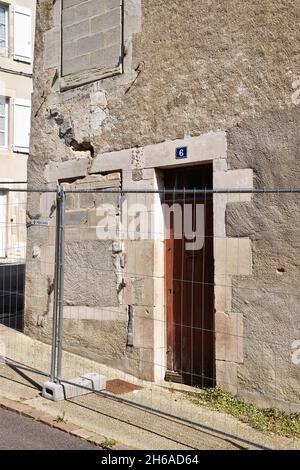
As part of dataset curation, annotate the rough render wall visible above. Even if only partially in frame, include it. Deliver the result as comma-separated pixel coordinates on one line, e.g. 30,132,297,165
33,0,300,166
27,0,300,400
226,109,300,410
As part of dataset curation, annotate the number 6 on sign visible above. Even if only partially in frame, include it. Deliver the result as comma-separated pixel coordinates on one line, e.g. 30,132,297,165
176,146,188,159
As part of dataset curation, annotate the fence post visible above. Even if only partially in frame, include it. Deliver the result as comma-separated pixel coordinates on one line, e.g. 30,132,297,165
56,184,65,384
50,185,61,383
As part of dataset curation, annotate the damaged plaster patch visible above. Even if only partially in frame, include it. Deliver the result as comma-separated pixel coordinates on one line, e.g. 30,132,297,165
89,91,109,136
111,226,125,304
32,245,40,259
70,139,95,156
90,108,107,135
47,107,95,157
47,91,109,155
236,83,249,97
131,147,145,169
91,91,107,108
59,119,74,146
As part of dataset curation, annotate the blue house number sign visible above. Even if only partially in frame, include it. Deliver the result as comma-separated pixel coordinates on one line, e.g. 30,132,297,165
176,146,188,159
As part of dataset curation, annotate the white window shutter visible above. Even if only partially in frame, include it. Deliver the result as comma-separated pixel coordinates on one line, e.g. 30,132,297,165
14,6,32,63
0,192,7,258
13,98,31,153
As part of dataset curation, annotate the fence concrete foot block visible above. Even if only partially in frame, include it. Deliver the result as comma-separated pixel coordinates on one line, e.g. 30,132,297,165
42,373,106,401
42,382,65,401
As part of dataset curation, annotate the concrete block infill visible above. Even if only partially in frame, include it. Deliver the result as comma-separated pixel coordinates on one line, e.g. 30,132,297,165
42,373,106,401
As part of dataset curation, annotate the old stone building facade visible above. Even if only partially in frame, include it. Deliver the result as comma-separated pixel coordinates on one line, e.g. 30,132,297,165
27,0,300,410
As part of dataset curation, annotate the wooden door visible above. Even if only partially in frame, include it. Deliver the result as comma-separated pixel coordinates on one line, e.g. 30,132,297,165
165,165,215,387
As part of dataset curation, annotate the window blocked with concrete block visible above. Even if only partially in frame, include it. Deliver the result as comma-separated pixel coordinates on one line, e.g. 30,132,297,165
61,0,123,87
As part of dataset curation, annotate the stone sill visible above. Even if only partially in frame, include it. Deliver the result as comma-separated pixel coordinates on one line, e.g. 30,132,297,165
59,64,123,92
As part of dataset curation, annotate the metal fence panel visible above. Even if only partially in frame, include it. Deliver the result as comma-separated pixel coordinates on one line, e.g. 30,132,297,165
0,186,56,380
2,185,300,449
52,186,300,448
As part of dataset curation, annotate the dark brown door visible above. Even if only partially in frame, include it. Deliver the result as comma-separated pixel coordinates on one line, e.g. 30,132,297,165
165,165,215,387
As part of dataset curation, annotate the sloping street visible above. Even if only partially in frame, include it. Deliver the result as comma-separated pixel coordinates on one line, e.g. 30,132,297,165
0,408,96,450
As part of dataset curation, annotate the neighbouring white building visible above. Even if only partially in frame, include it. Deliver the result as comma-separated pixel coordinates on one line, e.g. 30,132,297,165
0,0,35,262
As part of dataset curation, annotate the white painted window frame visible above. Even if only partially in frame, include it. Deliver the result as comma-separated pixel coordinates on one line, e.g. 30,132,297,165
0,3,8,58
0,96,9,150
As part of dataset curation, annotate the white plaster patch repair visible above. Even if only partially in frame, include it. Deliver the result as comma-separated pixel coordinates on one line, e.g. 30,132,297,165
89,91,109,135
291,79,300,106
90,108,108,135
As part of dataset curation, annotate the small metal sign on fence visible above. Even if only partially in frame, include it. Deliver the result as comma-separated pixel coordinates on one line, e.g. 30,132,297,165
31,219,49,227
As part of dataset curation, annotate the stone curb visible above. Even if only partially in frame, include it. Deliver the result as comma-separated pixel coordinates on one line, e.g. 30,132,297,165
0,396,131,450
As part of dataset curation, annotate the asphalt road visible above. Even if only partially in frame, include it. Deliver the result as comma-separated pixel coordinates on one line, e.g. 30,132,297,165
0,408,96,450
